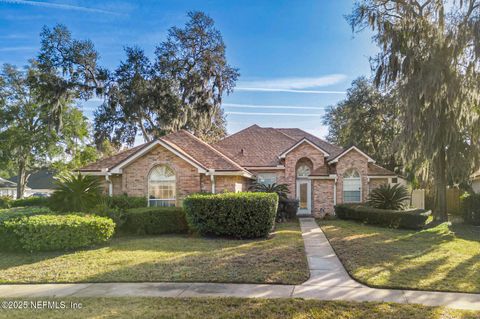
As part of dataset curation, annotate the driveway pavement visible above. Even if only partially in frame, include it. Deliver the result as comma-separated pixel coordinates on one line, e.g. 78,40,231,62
0,218,478,311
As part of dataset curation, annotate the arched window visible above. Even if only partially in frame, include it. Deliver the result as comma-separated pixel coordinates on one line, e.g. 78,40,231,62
297,164,311,177
343,169,361,203
148,165,176,207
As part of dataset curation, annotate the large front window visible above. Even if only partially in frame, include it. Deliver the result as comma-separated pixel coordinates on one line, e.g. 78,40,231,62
343,169,361,203
148,165,176,207
257,173,277,186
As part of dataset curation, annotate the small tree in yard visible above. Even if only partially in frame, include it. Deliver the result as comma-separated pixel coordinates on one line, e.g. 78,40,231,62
249,182,290,199
349,0,480,221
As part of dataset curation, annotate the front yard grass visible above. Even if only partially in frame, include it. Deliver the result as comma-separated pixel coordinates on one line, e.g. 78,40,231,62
0,297,478,319
318,219,480,293
0,221,308,284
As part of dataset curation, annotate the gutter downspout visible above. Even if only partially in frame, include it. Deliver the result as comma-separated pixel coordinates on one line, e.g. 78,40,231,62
333,177,337,206
208,169,216,194
104,171,113,197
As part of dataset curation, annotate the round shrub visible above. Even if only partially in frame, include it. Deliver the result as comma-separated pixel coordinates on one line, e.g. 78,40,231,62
183,192,279,239
4,214,115,252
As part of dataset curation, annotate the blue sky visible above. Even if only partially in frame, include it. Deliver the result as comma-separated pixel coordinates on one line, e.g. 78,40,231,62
0,0,378,141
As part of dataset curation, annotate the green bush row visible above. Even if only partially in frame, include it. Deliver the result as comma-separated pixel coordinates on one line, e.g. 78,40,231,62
335,204,431,229
4,214,115,252
0,196,49,209
0,207,53,250
460,193,480,226
122,207,188,235
183,192,278,239
102,195,147,210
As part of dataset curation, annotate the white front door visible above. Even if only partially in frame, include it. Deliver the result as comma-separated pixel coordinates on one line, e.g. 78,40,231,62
296,179,311,215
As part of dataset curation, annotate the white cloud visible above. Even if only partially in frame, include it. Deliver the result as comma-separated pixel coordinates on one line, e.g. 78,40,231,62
0,0,121,15
236,74,347,94
0,46,36,52
226,111,323,117
223,103,328,110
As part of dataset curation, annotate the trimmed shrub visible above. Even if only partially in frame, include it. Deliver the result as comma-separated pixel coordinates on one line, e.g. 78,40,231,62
277,198,299,221
183,192,278,238
460,193,480,226
11,196,49,208
122,207,188,235
103,195,147,210
4,214,115,252
0,207,53,251
92,203,126,229
335,204,430,229
0,196,12,209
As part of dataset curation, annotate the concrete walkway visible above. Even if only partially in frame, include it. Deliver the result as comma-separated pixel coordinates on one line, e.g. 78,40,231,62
0,218,478,311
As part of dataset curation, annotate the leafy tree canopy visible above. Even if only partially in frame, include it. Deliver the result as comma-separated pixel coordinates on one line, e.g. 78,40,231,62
323,77,401,172
348,0,480,220
95,11,238,146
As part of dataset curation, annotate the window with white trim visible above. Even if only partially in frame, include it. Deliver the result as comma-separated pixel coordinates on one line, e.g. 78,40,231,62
148,165,176,207
257,173,277,186
296,164,311,177
343,169,361,203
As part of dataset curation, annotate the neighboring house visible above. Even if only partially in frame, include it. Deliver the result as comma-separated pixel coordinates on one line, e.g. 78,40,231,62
471,170,480,193
79,125,399,217
9,169,56,197
0,177,19,198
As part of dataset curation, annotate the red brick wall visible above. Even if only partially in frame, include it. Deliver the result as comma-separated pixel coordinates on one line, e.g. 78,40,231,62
121,144,201,206
369,178,389,194
335,149,369,204
200,175,250,193
312,179,335,217
284,143,326,197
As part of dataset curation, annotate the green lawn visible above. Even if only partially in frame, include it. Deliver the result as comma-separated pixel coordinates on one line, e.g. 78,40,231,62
0,222,308,284
318,220,480,293
0,297,478,319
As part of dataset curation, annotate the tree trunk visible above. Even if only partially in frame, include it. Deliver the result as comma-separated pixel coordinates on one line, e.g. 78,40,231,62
16,160,27,199
433,147,448,221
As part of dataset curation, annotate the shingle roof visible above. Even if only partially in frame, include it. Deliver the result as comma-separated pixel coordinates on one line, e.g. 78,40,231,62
276,128,344,159
79,142,155,171
79,125,395,178
79,130,249,173
367,163,396,176
9,169,56,189
0,177,16,188
161,130,248,172
212,125,299,166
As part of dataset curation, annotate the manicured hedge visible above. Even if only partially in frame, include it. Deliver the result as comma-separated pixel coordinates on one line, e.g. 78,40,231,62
335,204,431,229
0,207,53,250
10,196,50,208
183,192,279,238
104,195,147,210
460,193,480,226
122,207,188,235
4,214,115,252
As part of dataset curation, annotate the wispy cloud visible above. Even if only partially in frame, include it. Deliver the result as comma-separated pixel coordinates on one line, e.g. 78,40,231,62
223,103,328,110
0,46,36,52
0,0,121,15
226,111,323,117
236,74,347,94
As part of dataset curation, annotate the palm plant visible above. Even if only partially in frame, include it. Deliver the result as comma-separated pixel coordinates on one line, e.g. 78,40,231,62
367,183,410,210
248,182,290,199
49,173,102,212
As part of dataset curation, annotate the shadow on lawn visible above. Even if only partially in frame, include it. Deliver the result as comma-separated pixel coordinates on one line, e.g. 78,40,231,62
320,220,480,293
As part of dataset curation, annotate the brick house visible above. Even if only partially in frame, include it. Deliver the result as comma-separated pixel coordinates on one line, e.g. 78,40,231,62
79,125,399,217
